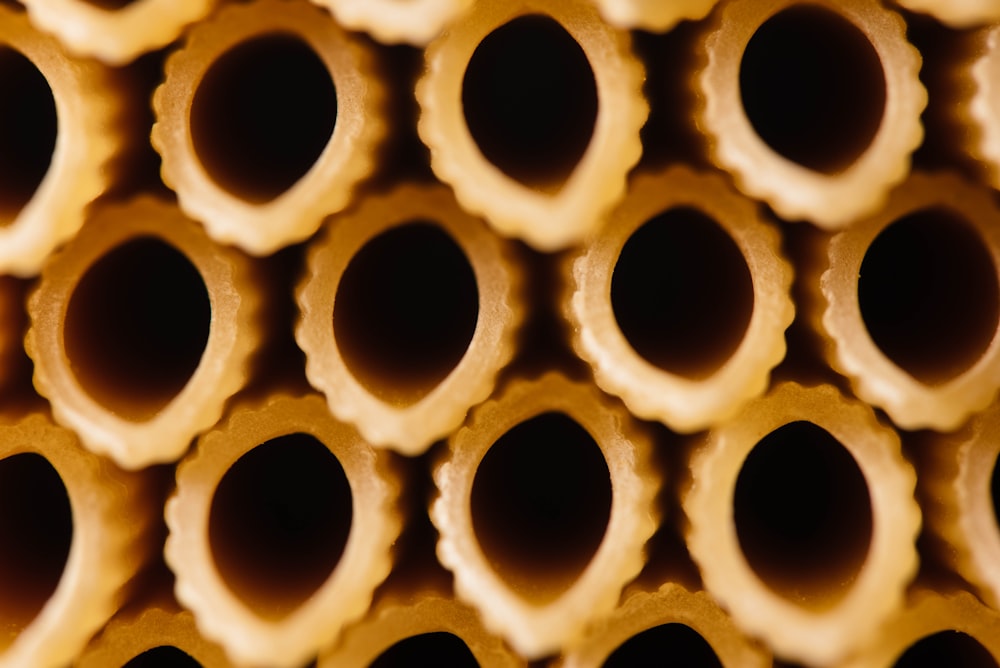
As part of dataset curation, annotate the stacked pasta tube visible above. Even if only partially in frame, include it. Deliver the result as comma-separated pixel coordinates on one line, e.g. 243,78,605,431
0,0,999,665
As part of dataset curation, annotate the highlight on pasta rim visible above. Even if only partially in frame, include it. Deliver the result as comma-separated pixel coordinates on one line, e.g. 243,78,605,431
0,0,999,666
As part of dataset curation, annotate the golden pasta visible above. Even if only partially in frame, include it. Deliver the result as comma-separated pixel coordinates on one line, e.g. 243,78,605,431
152,0,385,255
2,0,1000,665
816,171,1000,431
75,587,235,668
166,393,401,668
562,164,794,433
0,5,124,277
416,0,647,250
432,373,660,658
554,583,771,668
695,0,926,227
295,183,524,455
681,382,921,665
317,586,525,667
18,0,217,65
0,412,156,668
26,196,261,469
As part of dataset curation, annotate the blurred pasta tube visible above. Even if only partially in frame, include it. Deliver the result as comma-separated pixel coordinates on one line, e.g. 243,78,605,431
555,583,770,668
894,0,1000,27
165,393,402,668
19,0,217,65
695,0,925,228
318,587,525,667
309,0,472,45
296,183,523,456
75,589,234,668
816,171,1000,431
416,0,647,250
957,25,1000,188
839,590,1000,667
593,0,719,31
920,401,1000,610
26,196,261,469
0,411,155,668
0,5,124,277
681,381,920,666
432,373,660,658
563,165,794,433
152,0,385,255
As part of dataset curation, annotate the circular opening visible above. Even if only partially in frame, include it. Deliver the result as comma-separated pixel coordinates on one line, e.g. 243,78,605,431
611,206,755,379
370,633,478,668
733,421,873,609
0,453,72,647
333,222,479,406
123,646,203,668
471,411,612,604
191,32,337,203
64,236,211,422
739,5,886,173
0,47,56,225
894,631,998,668
462,14,598,192
603,624,723,668
209,433,353,620
858,207,1000,385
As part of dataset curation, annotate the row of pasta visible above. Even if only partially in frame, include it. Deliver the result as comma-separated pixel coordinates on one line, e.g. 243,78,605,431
5,369,1000,667
4,0,1000,275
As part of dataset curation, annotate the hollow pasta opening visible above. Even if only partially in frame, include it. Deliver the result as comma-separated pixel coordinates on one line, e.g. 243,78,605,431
0,453,72,648
191,33,337,203
334,222,479,406
733,421,873,609
471,411,612,604
611,206,754,379
369,633,478,668
0,47,56,225
209,433,353,620
64,236,211,422
893,631,998,668
739,5,886,174
462,14,597,192
858,207,1000,385
604,623,723,668
122,646,202,668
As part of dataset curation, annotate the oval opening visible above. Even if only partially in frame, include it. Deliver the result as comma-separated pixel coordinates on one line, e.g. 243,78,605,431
0,47,56,225
370,633,479,668
0,453,72,648
894,631,998,668
739,5,886,174
334,222,479,406
733,421,873,609
471,411,612,604
462,14,598,192
191,33,337,203
123,646,203,668
858,208,1000,385
611,206,755,379
603,624,723,668
64,236,211,422
209,433,353,620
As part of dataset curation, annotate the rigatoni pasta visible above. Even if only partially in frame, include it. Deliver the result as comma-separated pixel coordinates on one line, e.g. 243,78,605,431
2,0,1000,665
